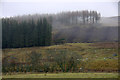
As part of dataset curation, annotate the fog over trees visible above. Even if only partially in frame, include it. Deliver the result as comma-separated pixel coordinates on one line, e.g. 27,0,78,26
52,10,101,25
2,10,118,48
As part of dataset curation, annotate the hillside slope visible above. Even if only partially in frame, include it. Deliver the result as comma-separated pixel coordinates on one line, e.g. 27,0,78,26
99,16,118,27
2,43,118,72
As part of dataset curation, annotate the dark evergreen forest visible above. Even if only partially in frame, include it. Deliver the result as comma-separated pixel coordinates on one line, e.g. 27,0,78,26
2,18,52,48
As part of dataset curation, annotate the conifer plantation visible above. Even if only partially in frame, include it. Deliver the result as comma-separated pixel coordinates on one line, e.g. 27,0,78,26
2,18,52,48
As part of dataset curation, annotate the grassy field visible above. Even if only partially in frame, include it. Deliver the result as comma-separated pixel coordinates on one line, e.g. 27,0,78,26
2,73,118,78
2,42,118,78
2,42,118,60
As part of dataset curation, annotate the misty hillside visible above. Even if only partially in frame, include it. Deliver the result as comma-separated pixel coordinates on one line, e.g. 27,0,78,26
99,16,118,27
52,16,118,30
53,26,118,43
2,11,118,43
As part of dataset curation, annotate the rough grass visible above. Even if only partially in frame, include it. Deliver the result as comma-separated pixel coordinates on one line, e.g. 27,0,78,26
2,43,118,72
2,73,118,78
2,43,118,59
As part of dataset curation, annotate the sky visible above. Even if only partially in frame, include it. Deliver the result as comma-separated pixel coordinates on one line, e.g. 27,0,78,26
0,0,119,18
